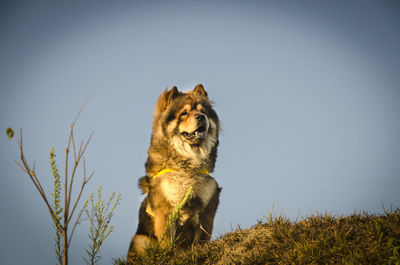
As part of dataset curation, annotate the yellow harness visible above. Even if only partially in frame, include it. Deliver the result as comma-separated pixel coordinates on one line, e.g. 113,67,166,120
145,168,210,217
151,168,210,179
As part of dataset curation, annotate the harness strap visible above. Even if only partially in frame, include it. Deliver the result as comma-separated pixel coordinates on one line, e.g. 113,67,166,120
151,168,210,179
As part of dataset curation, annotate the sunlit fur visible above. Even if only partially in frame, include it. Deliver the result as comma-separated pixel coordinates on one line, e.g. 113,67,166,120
128,84,221,256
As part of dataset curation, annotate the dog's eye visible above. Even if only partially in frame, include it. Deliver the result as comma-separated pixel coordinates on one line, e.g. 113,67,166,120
180,111,188,117
166,113,175,123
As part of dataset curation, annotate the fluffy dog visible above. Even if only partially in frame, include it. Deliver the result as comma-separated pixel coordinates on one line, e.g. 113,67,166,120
128,84,221,255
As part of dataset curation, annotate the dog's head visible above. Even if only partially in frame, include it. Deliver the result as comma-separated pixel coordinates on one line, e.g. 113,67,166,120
152,84,219,155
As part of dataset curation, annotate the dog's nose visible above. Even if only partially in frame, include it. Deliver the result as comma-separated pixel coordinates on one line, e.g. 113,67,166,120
196,114,205,122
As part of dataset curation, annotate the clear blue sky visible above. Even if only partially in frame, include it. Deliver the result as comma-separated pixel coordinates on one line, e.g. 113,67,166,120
1,1,400,264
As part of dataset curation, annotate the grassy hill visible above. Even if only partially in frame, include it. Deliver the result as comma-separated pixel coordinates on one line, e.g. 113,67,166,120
117,208,400,264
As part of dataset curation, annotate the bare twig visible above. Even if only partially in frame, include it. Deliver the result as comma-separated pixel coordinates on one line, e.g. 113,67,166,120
80,132,94,158
66,131,93,219
66,157,95,226
78,140,83,159
16,129,64,230
87,171,95,183
15,160,30,176
68,206,86,248
65,126,73,219
71,127,77,163
73,97,90,124
66,175,90,226
14,100,96,265
83,157,87,180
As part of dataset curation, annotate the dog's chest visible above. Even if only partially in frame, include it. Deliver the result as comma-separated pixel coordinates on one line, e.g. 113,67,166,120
158,173,217,207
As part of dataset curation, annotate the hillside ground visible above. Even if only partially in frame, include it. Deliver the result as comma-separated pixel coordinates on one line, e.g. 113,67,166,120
115,208,400,264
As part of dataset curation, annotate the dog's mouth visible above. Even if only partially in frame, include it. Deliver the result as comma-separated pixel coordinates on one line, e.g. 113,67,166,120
181,125,207,144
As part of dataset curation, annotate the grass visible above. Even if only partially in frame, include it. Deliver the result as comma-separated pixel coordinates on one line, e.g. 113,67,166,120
117,207,400,264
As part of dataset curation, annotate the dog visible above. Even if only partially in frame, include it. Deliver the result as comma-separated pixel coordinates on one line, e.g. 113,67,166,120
128,84,221,256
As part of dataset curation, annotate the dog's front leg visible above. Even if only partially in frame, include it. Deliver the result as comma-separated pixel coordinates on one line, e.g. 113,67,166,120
153,209,173,246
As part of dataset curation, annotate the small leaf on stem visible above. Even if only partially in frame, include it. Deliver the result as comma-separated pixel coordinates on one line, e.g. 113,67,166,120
6,127,14,140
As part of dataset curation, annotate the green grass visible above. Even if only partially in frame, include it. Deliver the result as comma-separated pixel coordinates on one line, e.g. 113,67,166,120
118,207,400,265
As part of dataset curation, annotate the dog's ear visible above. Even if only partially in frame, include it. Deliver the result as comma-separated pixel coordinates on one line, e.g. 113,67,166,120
192,84,208,97
153,86,180,121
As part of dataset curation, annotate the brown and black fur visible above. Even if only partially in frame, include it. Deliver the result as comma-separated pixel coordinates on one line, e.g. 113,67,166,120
128,84,221,256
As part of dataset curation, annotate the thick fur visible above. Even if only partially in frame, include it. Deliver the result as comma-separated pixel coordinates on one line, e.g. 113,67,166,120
128,84,221,256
